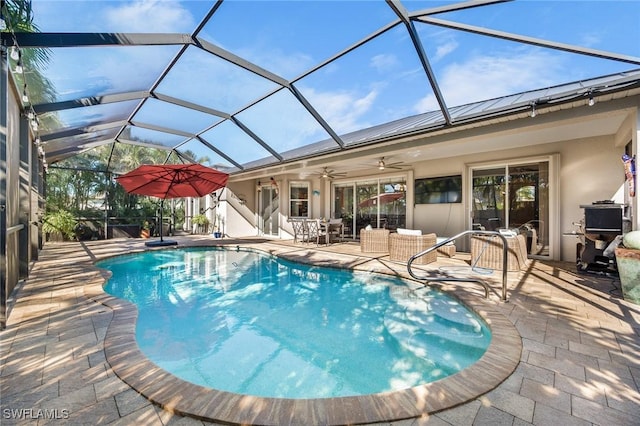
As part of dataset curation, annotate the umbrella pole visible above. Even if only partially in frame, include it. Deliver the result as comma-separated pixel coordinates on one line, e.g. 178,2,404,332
159,200,164,242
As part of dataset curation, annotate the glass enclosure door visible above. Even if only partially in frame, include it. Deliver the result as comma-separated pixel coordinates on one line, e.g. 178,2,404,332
472,161,549,256
356,180,379,233
259,186,279,236
472,168,506,231
333,177,406,239
379,178,407,231
333,184,354,238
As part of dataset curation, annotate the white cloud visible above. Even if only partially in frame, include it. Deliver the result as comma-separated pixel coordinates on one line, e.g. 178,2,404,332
104,0,195,33
414,49,564,113
433,40,459,62
303,87,378,135
370,54,398,73
579,32,603,49
238,47,316,79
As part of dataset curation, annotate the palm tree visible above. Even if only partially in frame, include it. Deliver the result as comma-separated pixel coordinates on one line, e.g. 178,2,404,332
3,0,56,104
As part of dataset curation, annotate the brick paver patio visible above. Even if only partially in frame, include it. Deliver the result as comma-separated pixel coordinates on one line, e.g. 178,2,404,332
1,236,638,425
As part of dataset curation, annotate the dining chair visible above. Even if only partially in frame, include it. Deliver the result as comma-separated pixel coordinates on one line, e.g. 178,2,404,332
305,219,327,245
327,218,344,243
289,218,307,244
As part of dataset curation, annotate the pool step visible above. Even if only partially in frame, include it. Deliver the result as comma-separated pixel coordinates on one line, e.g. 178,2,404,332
389,287,484,335
385,287,490,370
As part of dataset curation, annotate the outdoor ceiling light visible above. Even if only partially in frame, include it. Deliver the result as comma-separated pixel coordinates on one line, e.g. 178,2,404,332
530,102,537,118
378,159,385,170
588,93,595,106
322,169,329,178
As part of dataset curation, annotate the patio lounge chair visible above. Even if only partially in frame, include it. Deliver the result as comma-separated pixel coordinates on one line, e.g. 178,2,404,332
389,229,437,265
360,228,390,252
471,232,528,271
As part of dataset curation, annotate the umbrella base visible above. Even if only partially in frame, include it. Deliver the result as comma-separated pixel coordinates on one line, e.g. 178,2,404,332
145,239,178,247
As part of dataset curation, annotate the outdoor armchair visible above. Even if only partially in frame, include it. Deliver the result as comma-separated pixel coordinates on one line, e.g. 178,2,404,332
389,229,437,265
360,228,390,252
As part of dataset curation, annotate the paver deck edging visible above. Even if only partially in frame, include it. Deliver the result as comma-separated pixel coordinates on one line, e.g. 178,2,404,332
83,244,522,425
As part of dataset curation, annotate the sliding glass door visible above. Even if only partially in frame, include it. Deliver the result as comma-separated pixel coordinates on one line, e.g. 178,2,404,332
333,177,406,239
471,161,549,256
333,183,354,238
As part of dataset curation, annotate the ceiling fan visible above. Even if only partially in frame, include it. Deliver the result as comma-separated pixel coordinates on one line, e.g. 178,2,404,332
313,167,347,179
375,156,405,170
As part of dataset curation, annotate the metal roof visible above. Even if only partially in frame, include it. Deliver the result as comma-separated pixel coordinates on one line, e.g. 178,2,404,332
2,0,640,175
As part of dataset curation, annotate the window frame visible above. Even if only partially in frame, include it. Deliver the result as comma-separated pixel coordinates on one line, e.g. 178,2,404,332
289,181,310,218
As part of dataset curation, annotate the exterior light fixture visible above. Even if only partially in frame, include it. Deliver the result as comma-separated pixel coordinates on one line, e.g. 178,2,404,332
14,57,23,74
10,46,20,61
13,48,23,74
378,159,385,170
22,84,29,103
588,94,595,106
530,102,537,118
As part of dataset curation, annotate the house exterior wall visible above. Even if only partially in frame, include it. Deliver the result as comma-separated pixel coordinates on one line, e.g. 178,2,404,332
409,134,624,261
224,97,639,263
2,69,34,328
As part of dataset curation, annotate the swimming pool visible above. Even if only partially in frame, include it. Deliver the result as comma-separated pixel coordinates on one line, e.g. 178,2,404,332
99,246,491,399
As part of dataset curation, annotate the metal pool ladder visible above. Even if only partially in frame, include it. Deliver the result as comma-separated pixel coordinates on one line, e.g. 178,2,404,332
407,230,510,302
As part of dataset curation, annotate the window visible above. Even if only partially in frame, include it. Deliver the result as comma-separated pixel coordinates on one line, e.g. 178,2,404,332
415,175,462,204
289,182,309,217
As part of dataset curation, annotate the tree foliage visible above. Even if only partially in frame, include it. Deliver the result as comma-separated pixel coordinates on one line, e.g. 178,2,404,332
46,143,185,225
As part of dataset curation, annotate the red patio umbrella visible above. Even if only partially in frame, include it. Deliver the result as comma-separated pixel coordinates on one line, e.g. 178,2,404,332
116,163,229,245
358,192,404,208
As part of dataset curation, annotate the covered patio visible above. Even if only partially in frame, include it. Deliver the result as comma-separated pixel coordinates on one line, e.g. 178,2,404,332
1,237,639,424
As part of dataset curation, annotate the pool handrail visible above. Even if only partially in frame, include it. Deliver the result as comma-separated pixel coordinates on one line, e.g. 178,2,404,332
407,230,509,302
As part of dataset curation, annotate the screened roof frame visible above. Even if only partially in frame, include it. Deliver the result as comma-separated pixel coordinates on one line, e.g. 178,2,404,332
4,0,640,175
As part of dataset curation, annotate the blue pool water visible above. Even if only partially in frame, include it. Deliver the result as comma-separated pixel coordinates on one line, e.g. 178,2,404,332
99,247,491,399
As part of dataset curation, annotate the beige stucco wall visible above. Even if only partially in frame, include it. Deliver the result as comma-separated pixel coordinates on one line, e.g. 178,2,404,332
227,132,626,262
407,133,625,261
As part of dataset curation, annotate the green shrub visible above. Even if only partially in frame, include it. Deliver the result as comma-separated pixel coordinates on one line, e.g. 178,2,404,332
192,214,209,226
42,210,78,241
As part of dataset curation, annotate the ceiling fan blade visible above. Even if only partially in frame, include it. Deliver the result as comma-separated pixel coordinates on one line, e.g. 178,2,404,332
387,163,405,169
313,167,347,179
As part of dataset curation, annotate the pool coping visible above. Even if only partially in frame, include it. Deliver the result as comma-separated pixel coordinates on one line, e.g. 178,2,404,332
86,244,522,425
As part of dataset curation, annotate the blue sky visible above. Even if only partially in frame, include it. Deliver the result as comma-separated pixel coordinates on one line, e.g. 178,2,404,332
27,0,640,167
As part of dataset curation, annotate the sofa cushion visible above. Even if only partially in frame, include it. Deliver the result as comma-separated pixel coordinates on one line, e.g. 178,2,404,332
397,228,422,236
436,237,454,246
